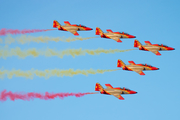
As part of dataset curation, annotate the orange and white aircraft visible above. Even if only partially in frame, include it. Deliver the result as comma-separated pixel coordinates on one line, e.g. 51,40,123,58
95,27,136,42
95,83,137,100
53,20,93,36
117,59,159,75
134,40,175,55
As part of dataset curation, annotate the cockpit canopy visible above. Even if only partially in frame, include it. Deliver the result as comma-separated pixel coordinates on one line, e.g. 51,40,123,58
158,44,168,47
124,33,129,35
120,87,130,91
121,32,129,35
141,64,152,67
77,24,86,27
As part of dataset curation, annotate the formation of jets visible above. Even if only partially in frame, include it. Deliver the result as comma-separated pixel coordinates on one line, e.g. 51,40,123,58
52,20,175,100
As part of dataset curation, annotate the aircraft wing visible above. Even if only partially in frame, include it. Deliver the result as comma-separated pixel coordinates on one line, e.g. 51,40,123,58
64,21,71,25
113,94,124,100
106,29,113,33
145,47,161,55
108,92,124,100
130,68,145,75
109,36,122,42
128,61,135,65
105,84,113,88
149,50,161,55
144,41,152,45
68,29,79,36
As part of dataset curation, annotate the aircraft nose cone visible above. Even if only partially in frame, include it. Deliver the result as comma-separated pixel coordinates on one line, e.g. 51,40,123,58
130,91,137,94
86,27,93,30
129,35,136,38
168,47,175,50
152,67,159,70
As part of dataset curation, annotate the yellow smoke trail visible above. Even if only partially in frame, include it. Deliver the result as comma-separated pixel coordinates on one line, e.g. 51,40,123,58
0,38,2,43
1,34,97,44
0,46,135,59
0,68,120,79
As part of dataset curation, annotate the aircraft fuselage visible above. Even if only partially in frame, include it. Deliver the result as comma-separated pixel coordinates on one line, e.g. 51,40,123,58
125,65,155,71
103,33,134,39
59,25,92,31
103,88,130,95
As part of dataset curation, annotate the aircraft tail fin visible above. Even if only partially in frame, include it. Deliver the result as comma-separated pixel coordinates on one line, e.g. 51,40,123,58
95,83,104,91
95,27,104,35
117,59,126,68
53,20,61,30
134,39,142,47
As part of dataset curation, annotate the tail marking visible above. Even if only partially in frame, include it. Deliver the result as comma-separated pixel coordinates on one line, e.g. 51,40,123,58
134,39,142,47
53,20,62,30
95,27,104,35
117,59,126,68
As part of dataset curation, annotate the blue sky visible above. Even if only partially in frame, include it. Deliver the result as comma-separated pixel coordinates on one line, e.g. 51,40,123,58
0,0,180,120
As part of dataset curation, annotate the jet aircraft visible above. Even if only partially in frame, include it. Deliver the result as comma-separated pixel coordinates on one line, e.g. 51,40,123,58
53,20,93,36
95,27,136,42
134,40,175,55
117,59,159,75
95,83,137,100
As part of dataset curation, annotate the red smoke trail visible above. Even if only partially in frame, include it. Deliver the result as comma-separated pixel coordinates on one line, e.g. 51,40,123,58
0,28,56,36
0,90,95,102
